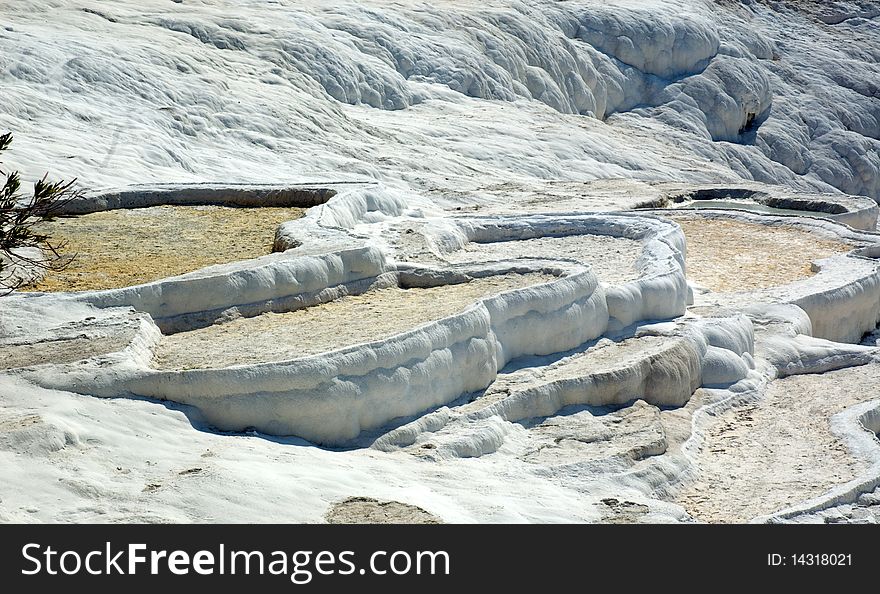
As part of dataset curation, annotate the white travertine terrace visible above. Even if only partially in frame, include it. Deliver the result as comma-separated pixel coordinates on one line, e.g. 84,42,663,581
5,175,880,524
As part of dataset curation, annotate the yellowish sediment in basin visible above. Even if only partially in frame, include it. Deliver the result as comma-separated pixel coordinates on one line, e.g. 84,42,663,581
673,217,851,292
155,273,557,370
24,205,305,292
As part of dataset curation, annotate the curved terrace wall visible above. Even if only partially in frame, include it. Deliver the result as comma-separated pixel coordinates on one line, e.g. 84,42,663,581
56,182,339,215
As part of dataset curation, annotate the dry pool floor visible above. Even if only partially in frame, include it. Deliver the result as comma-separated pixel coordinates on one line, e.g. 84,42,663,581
444,235,643,285
670,217,851,292
675,363,879,523
25,205,305,292
154,273,557,370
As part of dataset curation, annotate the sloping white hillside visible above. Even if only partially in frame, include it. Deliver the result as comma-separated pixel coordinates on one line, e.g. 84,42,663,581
1,0,877,198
